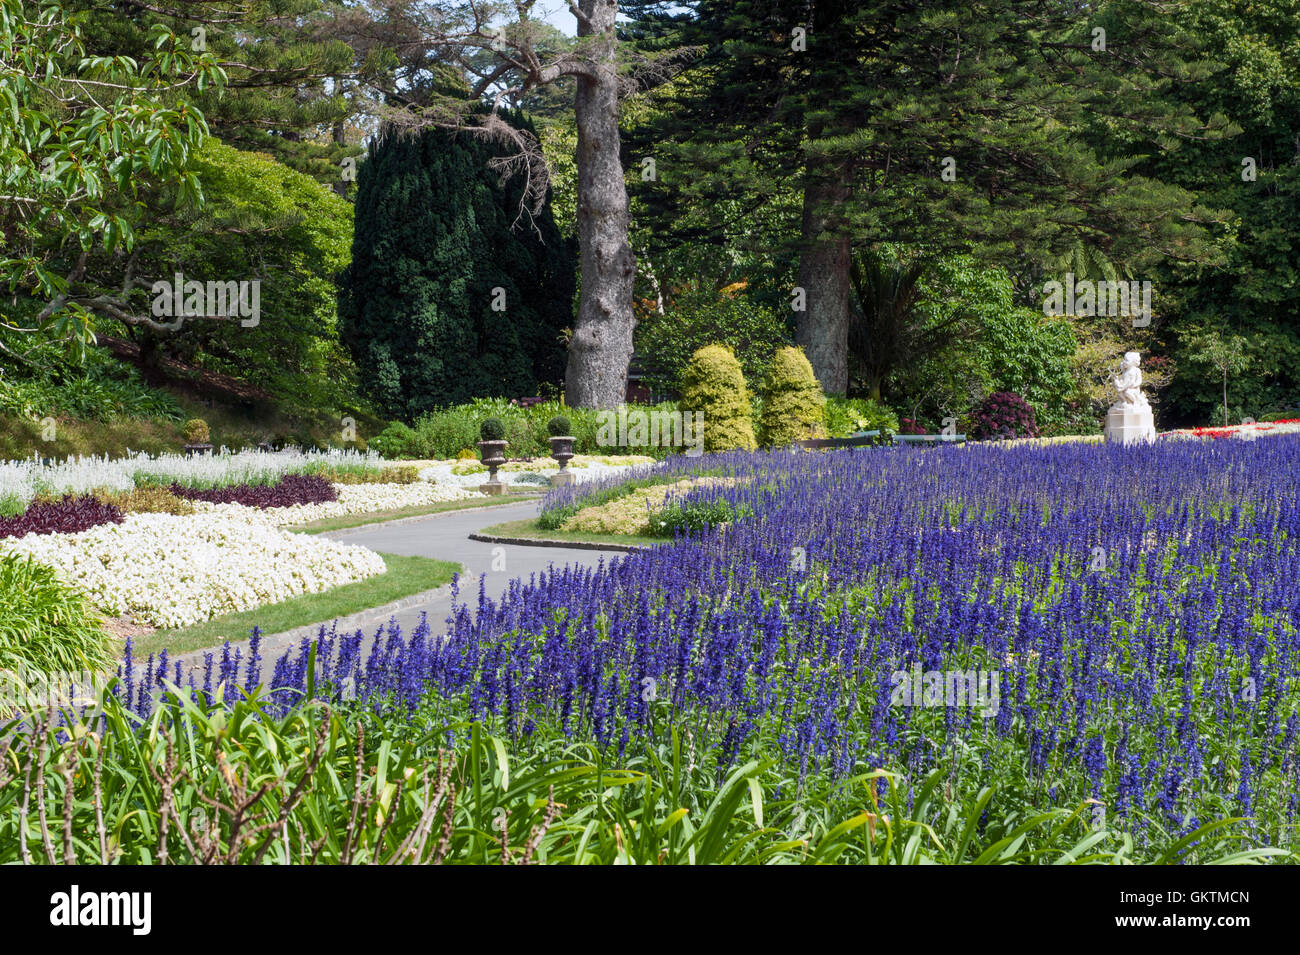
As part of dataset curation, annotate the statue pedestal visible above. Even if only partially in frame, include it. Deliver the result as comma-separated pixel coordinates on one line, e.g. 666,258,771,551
1105,405,1156,445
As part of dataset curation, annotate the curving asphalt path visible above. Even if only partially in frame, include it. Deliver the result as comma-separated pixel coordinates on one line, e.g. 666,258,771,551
166,499,615,675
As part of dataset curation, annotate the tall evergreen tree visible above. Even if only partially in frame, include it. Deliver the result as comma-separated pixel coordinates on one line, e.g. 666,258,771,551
626,0,1232,393
72,0,364,186
359,0,637,409
338,116,576,420
1141,0,1300,423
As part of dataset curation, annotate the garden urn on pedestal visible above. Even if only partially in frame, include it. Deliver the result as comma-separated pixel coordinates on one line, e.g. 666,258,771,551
183,418,214,456
477,418,509,495
1104,352,1157,445
546,415,575,487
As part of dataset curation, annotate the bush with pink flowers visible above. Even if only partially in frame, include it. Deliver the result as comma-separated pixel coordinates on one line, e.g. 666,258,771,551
969,391,1040,440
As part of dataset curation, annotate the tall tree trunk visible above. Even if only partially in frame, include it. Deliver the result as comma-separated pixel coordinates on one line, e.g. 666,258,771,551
564,0,636,409
793,1,855,396
795,151,853,394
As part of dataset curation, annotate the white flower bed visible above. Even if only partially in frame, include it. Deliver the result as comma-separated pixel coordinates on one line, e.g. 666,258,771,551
0,512,387,629
0,448,389,508
418,455,656,488
193,482,483,526
131,447,386,488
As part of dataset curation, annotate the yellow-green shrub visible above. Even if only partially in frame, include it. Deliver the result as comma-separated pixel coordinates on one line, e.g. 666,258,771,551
679,344,756,453
90,485,195,515
183,418,210,444
313,465,420,485
759,346,826,447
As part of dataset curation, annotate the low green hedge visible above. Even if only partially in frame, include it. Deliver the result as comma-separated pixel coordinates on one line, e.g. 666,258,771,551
372,398,684,460
823,397,899,439
372,394,902,460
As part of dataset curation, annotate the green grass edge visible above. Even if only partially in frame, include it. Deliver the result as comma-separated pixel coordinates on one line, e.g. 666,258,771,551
131,552,460,657
288,492,544,535
479,518,663,549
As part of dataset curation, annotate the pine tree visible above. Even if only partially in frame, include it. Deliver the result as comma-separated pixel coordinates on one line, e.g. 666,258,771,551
359,0,635,409
69,0,363,187
625,0,1232,393
338,116,576,420
1143,0,1300,423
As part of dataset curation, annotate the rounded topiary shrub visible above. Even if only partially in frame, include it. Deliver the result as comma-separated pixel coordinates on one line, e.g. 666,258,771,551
479,417,506,442
183,418,210,445
970,391,1040,440
678,344,757,453
759,346,826,447
547,415,571,437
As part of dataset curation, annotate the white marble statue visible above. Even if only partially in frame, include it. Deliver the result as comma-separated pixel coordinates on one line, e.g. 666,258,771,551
1111,352,1150,410
1105,351,1157,444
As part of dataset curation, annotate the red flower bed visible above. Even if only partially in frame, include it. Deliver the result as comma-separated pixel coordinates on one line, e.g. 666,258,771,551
0,495,124,540
168,473,338,508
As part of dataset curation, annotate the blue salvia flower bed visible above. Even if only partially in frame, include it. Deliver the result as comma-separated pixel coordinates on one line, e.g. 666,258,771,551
120,437,1300,847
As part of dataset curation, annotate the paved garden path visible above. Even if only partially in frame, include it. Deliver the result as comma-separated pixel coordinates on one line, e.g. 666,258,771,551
166,499,616,676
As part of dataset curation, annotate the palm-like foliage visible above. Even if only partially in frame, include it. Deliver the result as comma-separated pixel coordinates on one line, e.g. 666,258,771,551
847,247,974,401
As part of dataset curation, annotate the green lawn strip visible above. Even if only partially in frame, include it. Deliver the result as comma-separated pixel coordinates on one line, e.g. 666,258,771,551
479,517,663,549
132,552,459,657
287,492,544,535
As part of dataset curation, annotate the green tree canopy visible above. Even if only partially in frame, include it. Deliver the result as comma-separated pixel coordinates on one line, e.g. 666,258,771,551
114,139,358,412
625,0,1234,392
0,0,222,360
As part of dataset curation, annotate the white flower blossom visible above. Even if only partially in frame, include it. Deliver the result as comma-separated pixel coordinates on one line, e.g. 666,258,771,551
191,482,481,526
419,455,655,488
0,511,388,629
0,448,390,509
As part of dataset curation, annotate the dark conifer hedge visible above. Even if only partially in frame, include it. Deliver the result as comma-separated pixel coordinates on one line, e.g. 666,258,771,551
339,114,575,420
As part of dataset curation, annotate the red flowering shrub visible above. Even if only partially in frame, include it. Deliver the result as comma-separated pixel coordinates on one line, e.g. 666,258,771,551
969,392,1040,441
1141,354,1176,383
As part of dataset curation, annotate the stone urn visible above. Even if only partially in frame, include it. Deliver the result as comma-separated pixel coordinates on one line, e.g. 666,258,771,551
183,419,214,456
548,435,576,486
476,439,509,495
